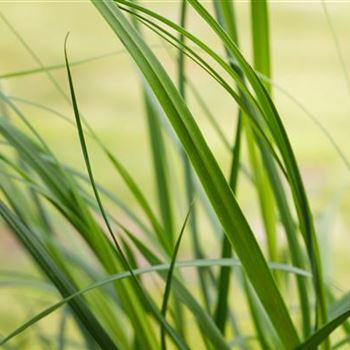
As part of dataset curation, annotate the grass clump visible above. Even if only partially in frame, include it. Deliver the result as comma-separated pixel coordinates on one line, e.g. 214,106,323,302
0,1,350,349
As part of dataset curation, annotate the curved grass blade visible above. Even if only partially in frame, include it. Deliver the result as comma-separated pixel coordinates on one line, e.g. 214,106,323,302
102,151,169,250
1,95,147,349
176,0,212,317
187,0,327,340
131,12,176,251
2,94,157,238
116,1,288,178
250,0,278,264
0,12,67,100
0,50,120,80
0,256,310,347
91,1,299,347
0,202,119,350
296,308,350,350
64,36,190,350
0,45,167,80
251,2,317,339
0,11,171,247
212,1,253,340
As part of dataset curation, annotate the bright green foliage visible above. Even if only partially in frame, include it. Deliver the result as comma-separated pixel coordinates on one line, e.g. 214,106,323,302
0,1,349,349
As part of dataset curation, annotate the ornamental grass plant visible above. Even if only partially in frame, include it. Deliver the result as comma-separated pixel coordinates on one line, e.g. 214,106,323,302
0,1,350,349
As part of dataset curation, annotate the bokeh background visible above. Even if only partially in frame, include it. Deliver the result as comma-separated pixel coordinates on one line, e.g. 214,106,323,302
1,0,350,346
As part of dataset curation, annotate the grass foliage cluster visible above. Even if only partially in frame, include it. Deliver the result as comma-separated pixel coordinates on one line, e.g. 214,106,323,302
0,1,350,349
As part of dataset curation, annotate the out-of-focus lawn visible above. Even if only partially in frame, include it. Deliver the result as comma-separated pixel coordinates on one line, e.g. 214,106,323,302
1,0,350,343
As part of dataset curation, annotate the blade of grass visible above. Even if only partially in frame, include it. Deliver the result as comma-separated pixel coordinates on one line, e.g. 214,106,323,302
251,1,271,85
187,0,327,340
64,36,190,349
116,2,288,179
1,12,171,254
0,255,310,347
143,93,175,246
250,1,312,338
92,1,300,347
1,92,154,349
161,206,192,350
64,33,158,349
250,0,278,273
296,308,350,350
242,277,279,349
213,3,275,345
131,10,176,250
177,0,211,315
0,45,167,80
0,202,119,350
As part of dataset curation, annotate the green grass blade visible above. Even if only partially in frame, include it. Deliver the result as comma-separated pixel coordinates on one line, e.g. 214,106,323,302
297,308,350,349
213,2,275,343
251,0,271,84
64,33,121,254
177,0,211,316
187,0,327,339
144,94,175,245
64,36,159,349
91,1,299,347
131,12,176,249
0,50,121,79
0,45,167,80
243,278,274,350
249,0,278,267
0,13,67,100
214,115,242,333
0,255,309,347
64,37,191,349
250,1,313,338
161,207,191,350
115,1,288,177
0,202,119,350
211,1,241,334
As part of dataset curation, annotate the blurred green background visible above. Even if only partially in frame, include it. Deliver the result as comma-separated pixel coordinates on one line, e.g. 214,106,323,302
1,0,350,346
